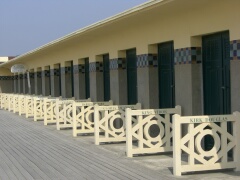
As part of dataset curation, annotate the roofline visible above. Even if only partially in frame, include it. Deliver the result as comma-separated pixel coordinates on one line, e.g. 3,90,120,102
0,0,168,68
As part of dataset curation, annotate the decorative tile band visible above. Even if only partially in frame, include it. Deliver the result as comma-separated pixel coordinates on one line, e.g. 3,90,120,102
36,72,42,78
137,54,158,68
109,58,126,70
29,73,34,78
174,47,202,65
230,40,240,60
73,64,86,74
0,76,14,80
19,74,23,79
50,69,60,76
60,67,71,74
42,70,50,77
89,62,103,72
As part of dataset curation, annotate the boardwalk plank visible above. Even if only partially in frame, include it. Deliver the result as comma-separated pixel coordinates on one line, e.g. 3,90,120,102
0,110,165,180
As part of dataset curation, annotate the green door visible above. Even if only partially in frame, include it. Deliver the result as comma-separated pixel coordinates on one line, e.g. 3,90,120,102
158,41,175,108
59,64,62,96
203,31,231,150
70,61,74,97
103,54,110,101
126,49,137,105
85,58,90,99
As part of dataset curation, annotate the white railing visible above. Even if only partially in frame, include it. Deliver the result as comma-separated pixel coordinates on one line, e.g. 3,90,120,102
0,93,6,109
56,99,75,130
19,95,27,116
43,98,59,125
72,100,113,137
33,96,45,121
8,94,14,112
94,103,141,145
173,113,240,176
0,93,2,107
125,106,181,157
4,94,9,110
13,94,20,113
25,96,34,118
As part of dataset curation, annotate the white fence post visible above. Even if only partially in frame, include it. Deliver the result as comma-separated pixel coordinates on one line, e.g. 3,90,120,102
233,111,240,172
173,114,181,176
126,108,133,158
94,105,100,145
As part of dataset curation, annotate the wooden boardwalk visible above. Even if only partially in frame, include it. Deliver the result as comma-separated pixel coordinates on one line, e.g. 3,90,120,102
0,110,165,180
1,109,240,180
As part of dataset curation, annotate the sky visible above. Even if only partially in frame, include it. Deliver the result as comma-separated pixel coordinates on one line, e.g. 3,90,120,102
0,0,148,56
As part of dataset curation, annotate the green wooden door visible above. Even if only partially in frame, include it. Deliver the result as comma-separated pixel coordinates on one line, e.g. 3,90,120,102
59,65,62,96
126,49,137,105
70,61,74,97
85,58,90,99
103,54,110,101
158,41,175,108
203,31,231,150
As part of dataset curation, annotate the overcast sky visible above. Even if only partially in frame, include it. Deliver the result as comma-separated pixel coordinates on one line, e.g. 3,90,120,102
0,0,148,56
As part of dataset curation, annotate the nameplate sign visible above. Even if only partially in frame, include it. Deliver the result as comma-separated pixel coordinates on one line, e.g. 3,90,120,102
128,108,180,116
98,105,137,111
76,101,111,107
60,100,74,104
35,97,44,100
189,116,228,123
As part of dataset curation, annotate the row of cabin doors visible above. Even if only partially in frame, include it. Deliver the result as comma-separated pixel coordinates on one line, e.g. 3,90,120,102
60,31,231,119
125,32,231,151
125,44,175,108
51,31,230,152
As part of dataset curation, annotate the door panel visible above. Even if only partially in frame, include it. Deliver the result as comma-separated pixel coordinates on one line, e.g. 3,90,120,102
85,58,90,99
158,42,175,108
103,54,110,101
203,31,230,115
202,31,230,150
126,49,137,105
70,61,74,97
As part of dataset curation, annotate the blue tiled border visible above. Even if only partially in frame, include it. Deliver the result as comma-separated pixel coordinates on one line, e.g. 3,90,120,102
230,40,240,60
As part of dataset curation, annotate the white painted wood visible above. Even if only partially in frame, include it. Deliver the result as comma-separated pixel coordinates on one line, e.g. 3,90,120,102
8,94,14,112
43,98,59,125
233,112,240,172
25,96,34,118
125,106,181,158
94,103,141,145
56,98,91,130
33,96,45,121
173,114,181,176
4,94,9,110
56,99,75,130
13,95,20,113
173,113,240,176
0,93,6,109
72,100,113,137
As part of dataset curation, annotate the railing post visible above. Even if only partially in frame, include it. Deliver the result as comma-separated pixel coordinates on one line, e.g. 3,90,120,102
94,105,100,145
233,111,240,172
173,114,181,176
126,108,133,158
72,101,77,137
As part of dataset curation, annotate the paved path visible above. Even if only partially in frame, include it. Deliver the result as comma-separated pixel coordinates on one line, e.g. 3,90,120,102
0,109,239,180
